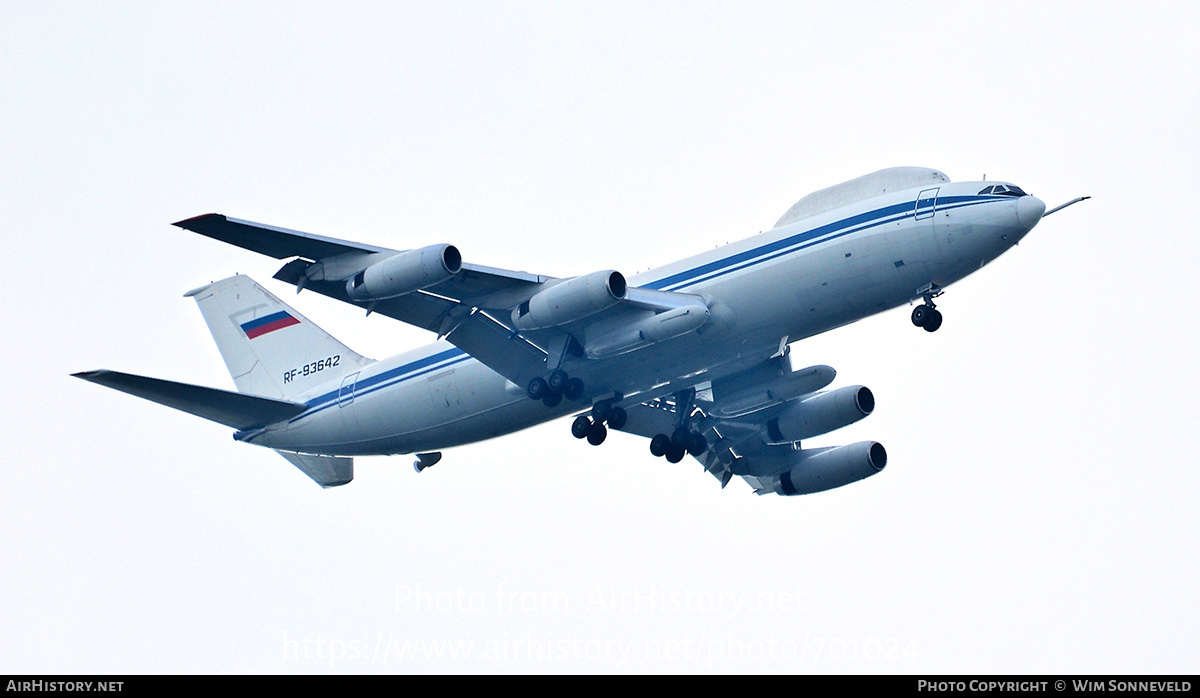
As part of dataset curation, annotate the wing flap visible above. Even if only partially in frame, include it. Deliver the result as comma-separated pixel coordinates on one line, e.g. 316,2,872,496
73,369,307,429
442,311,548,386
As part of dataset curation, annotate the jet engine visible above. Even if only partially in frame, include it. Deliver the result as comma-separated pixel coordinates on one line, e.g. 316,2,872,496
773,441,887,496
346,244,462,301
761,385,874,444
512,270,626,330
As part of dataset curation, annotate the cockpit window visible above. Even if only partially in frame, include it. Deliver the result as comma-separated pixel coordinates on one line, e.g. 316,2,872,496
978,184,1027,197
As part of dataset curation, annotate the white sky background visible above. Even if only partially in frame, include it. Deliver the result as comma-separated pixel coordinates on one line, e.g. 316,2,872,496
3,1,1197,673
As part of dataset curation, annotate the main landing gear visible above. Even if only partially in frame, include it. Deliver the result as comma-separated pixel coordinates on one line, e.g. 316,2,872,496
911,287,944,333
527,369,585,408
571,400,628,447
649,428,708,464
648,389,708,464
568,389,708,462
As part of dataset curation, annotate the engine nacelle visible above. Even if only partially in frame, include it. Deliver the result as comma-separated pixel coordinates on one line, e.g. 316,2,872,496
761,385,874,444
346,244,462,301
511,270,626,330
773,441,887,496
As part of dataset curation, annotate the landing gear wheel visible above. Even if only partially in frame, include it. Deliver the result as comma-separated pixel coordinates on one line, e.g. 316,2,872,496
548,369,568,391
665,444,686,463
542,389,562,408
671,426,691,448
911,305,930,327
606,406,627,430
571,415,592,439
649,433,670,457
922,307,943,332
527,377,548,401
562,377,584,401
586,421,608,446
687,432,708,457
591,401,613,424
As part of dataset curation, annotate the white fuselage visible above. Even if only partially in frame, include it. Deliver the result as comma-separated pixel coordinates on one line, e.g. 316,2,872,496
245,179,1040,456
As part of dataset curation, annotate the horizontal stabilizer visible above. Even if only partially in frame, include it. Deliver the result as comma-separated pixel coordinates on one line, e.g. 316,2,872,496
275,450,353,488
73,370,307,429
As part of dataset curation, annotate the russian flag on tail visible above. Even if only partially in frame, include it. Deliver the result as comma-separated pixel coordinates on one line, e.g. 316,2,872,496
240,311,301,339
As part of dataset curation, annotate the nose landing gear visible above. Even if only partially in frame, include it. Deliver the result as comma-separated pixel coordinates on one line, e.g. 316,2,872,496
911,304,942,332
911,287,944,333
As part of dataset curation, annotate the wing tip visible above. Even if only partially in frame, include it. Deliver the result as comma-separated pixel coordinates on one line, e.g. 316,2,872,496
72,369,109,381
183,282,213,298
173,213,225,230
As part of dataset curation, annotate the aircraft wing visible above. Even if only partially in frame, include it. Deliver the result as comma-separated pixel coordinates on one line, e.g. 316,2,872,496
175,214,709,389
176,214,546,330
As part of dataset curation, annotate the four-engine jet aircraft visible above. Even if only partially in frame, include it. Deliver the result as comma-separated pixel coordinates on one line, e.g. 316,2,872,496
75,167,1083,495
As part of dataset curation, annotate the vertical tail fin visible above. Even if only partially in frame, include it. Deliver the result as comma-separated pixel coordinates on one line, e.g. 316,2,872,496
186,274,373,399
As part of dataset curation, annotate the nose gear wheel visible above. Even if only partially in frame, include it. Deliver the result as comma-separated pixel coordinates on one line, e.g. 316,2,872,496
911,286,944,332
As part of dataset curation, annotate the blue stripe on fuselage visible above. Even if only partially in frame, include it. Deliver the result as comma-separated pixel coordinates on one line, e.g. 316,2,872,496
285,347,470,427
643,195,999,292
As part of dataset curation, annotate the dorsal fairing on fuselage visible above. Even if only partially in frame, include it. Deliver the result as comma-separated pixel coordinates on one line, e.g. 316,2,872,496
773,167,950,229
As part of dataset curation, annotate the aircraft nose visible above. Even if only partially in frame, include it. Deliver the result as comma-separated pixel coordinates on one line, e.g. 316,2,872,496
1017,195,1046,230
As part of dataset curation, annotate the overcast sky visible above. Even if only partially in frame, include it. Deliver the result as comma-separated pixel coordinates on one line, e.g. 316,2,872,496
4,1,1198,673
